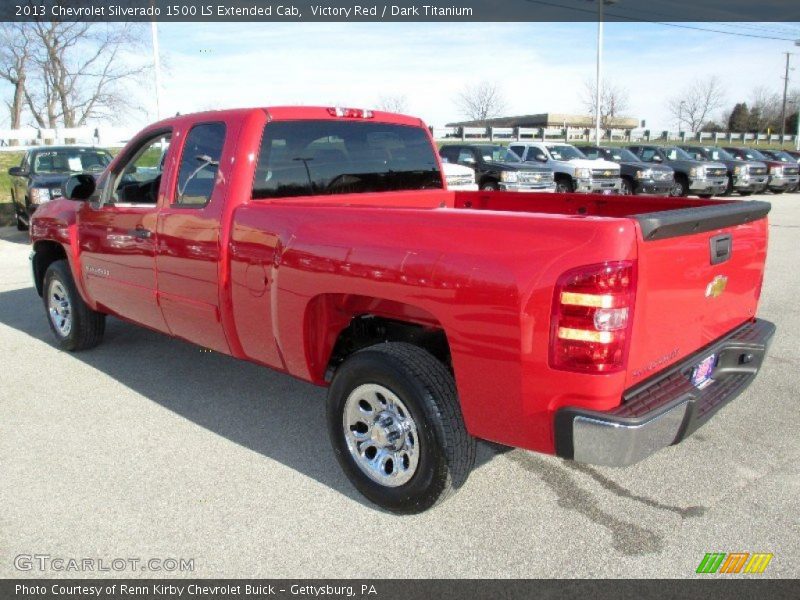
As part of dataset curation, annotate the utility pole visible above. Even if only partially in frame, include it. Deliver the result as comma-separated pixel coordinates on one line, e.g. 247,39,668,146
151,21,162,121
594,0,603,145
780,52,791,140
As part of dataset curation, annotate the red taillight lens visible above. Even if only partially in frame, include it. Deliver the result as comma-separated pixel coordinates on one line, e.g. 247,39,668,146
327,107,374,119
550,261,636,373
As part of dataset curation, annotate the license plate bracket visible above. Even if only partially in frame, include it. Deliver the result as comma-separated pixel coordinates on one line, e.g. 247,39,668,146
691,354,717,389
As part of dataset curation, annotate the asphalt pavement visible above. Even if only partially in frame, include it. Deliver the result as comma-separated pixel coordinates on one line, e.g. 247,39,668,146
1,193,798,578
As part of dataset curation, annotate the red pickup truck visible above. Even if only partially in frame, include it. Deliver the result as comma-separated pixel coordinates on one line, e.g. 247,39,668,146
29,107,774,513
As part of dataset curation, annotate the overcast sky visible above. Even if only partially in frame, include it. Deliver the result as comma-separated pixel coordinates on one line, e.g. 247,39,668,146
13,21,800,132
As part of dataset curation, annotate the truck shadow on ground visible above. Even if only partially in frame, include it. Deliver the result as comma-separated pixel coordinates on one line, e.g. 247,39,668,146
0,285,504,511
0,285,707,536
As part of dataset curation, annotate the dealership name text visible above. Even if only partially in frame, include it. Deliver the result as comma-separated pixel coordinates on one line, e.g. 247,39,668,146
18,3,473,18
15,584,377,597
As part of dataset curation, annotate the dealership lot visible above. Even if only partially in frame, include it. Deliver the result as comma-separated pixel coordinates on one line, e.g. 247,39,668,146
0,193,798,578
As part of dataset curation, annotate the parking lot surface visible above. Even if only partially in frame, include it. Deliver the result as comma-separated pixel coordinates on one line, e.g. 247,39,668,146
1,194,798,578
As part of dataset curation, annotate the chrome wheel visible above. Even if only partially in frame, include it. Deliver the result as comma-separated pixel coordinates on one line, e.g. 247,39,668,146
342,383,419,487
48,280,72,337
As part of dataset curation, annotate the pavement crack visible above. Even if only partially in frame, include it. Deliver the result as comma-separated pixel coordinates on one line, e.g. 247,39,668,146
507,452,664,556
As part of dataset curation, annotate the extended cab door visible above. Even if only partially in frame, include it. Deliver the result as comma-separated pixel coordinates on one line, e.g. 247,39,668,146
77,131,172,332
155,120,231,353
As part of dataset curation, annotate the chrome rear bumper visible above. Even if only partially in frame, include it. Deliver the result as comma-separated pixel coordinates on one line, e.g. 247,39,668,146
554,319,775,467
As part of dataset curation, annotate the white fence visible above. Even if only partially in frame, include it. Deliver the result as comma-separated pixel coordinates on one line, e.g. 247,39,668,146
0,126,139,150
432,125,798,146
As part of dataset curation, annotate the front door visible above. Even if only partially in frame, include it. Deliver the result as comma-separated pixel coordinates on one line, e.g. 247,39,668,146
77,131,172,332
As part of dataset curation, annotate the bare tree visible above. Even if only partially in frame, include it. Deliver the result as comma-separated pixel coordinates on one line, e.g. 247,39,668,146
456,81,507,122
667,76,725,133
376,94,409,114
582,79,630,129
748,86,783,133
28,22,149,129
0,23,33,135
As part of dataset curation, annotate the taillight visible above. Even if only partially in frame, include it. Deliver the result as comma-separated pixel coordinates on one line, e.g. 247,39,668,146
550,261,636,373
327,107,374,119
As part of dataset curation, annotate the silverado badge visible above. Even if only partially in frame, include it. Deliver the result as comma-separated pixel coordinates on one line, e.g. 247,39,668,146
705,275,728,298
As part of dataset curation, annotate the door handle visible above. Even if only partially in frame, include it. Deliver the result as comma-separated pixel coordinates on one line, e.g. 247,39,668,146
128,228,152,239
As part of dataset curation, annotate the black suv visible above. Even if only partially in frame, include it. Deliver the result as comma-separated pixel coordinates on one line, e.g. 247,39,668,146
8,146,113,230
580,146,674,196
439,144,555,192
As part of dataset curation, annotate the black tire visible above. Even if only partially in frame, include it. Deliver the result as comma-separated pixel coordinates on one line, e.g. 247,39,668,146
771,188,786,195
698,194,714,199
555,177,574,193
327,342,475,514
620,178,634,195
480,180,498,191
43,260,105,351
671,175,688,197
15,212,28,231
722,175,734,197
739,191,753,197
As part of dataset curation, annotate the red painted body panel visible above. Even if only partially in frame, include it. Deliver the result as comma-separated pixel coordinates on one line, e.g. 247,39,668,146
29,107,770,456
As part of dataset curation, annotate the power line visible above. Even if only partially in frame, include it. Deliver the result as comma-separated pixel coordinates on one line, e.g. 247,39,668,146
522,0,800,42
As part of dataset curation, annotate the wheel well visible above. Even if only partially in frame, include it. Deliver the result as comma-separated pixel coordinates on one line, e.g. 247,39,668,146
32,241,67,296
324,315,451,382
303,294,451,383
479,176,498,187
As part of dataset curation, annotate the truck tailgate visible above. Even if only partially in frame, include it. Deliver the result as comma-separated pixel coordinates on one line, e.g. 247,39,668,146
626,201,770,388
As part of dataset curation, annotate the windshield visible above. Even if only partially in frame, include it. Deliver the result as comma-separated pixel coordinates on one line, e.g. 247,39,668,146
546,145,586,161
252,120,442,199
766,151,794,163
663,147,693,161
32,149,112,174
740,148,767,160
606,148,639,162
704,148,734,161
478,145,519,163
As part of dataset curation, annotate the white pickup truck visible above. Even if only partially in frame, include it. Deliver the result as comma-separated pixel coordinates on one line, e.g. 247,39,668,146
441,160,479,191
508,142,622,194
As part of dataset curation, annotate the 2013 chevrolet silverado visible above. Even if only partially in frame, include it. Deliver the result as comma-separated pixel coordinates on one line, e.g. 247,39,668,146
29,107,775,513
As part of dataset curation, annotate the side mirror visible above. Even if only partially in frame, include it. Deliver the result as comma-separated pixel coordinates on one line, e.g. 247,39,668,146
535,154,548,162
8,166,22,176
64,174,96,201
461,156,476,165
652,155,662,162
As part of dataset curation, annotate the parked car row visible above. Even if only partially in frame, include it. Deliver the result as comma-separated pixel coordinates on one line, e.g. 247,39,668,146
439,141,800,198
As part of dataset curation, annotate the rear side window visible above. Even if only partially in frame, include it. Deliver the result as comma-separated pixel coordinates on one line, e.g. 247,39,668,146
252,120,442,199
175,122,226,207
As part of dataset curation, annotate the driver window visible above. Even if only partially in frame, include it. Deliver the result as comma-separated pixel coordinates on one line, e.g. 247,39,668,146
110,133,171,205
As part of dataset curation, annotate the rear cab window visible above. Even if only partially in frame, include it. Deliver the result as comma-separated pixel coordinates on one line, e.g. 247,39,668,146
252,120,442,199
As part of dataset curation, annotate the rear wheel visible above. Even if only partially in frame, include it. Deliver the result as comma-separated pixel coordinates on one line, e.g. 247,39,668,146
43,260,105,351
327,342,475,514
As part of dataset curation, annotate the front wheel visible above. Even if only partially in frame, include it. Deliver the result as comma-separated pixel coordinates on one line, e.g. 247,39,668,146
671,176,688,197
15,212,28,231
620,178,634,195
480,180,498,191
327,342,475,514
555,177,574,193
43,260,105,351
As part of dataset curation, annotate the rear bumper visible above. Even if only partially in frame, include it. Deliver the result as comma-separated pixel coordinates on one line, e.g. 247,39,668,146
554,319,775,467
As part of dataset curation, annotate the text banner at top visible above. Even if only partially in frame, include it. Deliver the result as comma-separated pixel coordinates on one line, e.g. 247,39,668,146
3,0,800,22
